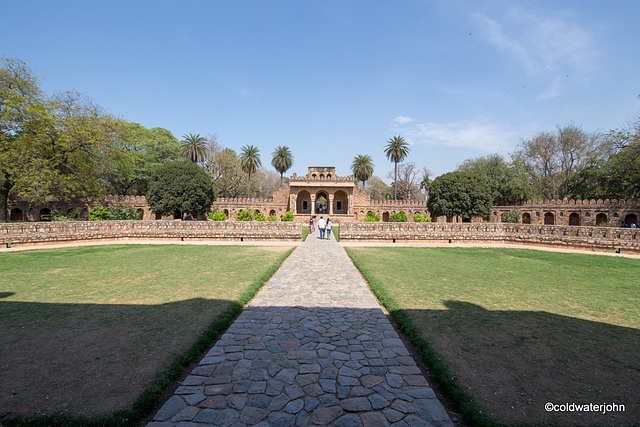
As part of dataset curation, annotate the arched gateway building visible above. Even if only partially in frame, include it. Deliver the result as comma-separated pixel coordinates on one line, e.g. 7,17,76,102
214,166,429,222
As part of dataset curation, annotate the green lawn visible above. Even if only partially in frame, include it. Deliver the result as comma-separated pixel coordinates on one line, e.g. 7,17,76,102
0,244,293,425
346,247,640,426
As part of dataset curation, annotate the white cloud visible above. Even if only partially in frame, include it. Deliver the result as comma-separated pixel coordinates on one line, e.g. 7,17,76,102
472,8,599,81
392,116,414,125
395,119,516,153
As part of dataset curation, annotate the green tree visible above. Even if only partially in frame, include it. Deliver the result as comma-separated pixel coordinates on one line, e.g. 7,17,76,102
458,154,536,203
384,135,410,201
513,124,604,199
351,154,374,189
271,145,294,186
563,117,640,200
428,171,492,220
206,147,245,198
1,58,122,221
180,133,208,164
239,145,261,199
105,122,181,195
146,160,214,219
366,176,393,200
0,58,45,221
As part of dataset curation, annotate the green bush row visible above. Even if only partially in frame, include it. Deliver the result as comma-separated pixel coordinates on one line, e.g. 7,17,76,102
208,208,294,222
88,205,142,221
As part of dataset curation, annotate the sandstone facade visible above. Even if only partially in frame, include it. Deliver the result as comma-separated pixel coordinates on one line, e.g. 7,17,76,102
492,199,639,227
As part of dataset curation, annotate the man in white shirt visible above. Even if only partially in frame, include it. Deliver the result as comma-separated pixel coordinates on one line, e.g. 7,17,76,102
317,216,326,239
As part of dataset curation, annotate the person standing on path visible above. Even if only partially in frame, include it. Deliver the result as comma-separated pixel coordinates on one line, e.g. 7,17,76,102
317,216,326,239
325,218,332,240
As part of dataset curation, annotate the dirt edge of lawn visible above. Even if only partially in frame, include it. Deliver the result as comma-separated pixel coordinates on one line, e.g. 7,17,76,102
0,247,295,427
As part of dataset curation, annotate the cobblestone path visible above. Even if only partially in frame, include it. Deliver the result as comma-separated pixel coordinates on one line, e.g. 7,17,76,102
148,230,453,426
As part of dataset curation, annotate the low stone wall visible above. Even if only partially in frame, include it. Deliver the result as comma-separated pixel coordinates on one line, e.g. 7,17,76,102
0,221,302,246
339,222,640,252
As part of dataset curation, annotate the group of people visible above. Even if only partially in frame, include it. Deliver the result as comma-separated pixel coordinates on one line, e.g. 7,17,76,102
309,216,333,239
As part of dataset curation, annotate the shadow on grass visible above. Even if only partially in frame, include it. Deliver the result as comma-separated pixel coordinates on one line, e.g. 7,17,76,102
3,295,636,426
394,301,639,426
0,298,243,426
0,246,295,427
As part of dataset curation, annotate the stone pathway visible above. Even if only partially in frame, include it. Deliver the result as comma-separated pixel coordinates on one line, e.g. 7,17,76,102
148,229,453,426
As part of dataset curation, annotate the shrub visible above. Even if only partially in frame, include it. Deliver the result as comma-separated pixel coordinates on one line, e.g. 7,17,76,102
234,209,254,221
266,214,278,221
413,212,432,222
89,205,112,221
364,211,380,222
597,222,619,228
208,210,227,221
389,211,408,222
51,208,83,222
111,206,142,220
281,211,295,221
254,211,266,221
501,209,522,223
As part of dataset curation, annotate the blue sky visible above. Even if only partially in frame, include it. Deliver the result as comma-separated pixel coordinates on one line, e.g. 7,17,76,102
3,0,639,180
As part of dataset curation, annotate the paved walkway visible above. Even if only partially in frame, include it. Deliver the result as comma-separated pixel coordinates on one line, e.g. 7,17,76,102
148,229,453,426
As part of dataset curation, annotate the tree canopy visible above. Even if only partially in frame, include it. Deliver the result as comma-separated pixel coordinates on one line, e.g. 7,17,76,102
104,121,181,196
457,154,536,203
146,160,214,219
427,171,492,220
1,58,123,221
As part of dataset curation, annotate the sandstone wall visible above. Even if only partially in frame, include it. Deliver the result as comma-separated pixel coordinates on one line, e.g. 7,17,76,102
0,221,301,247
492,199,639,226
339,222,640,252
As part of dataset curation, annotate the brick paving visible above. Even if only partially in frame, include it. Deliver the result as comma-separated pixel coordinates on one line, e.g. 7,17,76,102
148,229,453,426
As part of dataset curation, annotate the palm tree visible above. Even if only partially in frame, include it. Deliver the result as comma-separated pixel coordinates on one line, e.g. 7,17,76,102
384,135,410,201
271,146,294,187
351,154,374,189
239,145,262,199
180,133,207,163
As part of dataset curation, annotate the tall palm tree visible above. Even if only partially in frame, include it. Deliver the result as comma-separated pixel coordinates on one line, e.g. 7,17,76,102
180,133,207,163
351,154,374,189
271,146,294,187
239,145,262,199
384,135,410,201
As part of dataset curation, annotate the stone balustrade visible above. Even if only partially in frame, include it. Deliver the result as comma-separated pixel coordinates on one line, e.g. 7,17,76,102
0,220,301,246
2,220,638,252
339,222,640,252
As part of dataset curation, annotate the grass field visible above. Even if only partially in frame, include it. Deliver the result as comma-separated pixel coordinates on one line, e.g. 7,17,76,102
346,247,640,426
0,244,293,425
